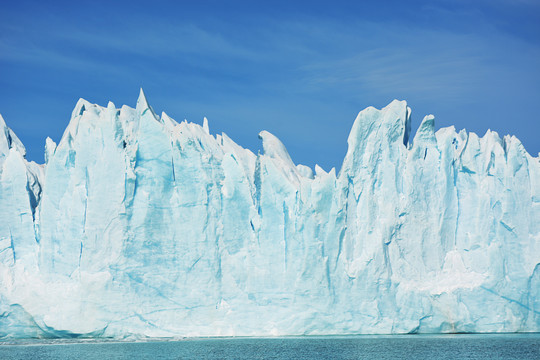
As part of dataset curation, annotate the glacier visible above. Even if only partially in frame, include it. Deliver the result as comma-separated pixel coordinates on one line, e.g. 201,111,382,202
0,90,539,338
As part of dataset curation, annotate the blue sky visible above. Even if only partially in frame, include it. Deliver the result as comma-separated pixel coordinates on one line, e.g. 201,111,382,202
1,0,539,170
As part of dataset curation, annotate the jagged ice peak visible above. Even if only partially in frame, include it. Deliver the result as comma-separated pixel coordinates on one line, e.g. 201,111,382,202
0,91,538,338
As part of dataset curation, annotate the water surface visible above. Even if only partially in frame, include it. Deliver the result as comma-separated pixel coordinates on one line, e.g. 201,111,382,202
1,334,539,359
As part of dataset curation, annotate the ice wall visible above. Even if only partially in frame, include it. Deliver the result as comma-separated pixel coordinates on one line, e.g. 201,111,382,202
0,91,539,338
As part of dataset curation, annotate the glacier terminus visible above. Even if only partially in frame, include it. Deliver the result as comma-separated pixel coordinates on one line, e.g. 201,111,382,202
0,90,539,338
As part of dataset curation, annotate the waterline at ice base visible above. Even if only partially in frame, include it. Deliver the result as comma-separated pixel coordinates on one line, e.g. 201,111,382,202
1,90,539,338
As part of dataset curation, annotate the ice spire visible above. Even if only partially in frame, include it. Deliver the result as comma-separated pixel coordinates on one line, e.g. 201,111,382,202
413,115,436,146
0,113,26,157
136,88,158,120
203,117,210,134
258,130,295,167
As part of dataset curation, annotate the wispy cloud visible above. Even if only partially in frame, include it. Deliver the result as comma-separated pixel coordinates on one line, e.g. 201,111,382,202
0,1,538,167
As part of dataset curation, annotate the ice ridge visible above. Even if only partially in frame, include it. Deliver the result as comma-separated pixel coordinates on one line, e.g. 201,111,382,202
0,92,539,338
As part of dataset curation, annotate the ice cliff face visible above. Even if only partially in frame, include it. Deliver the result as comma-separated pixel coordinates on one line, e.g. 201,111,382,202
1,90,539,338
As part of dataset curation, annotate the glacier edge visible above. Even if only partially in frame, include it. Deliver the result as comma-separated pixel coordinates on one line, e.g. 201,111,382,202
0,93,539,338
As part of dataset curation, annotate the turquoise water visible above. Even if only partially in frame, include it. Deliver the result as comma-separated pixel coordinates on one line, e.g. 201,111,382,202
1,334,539,359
